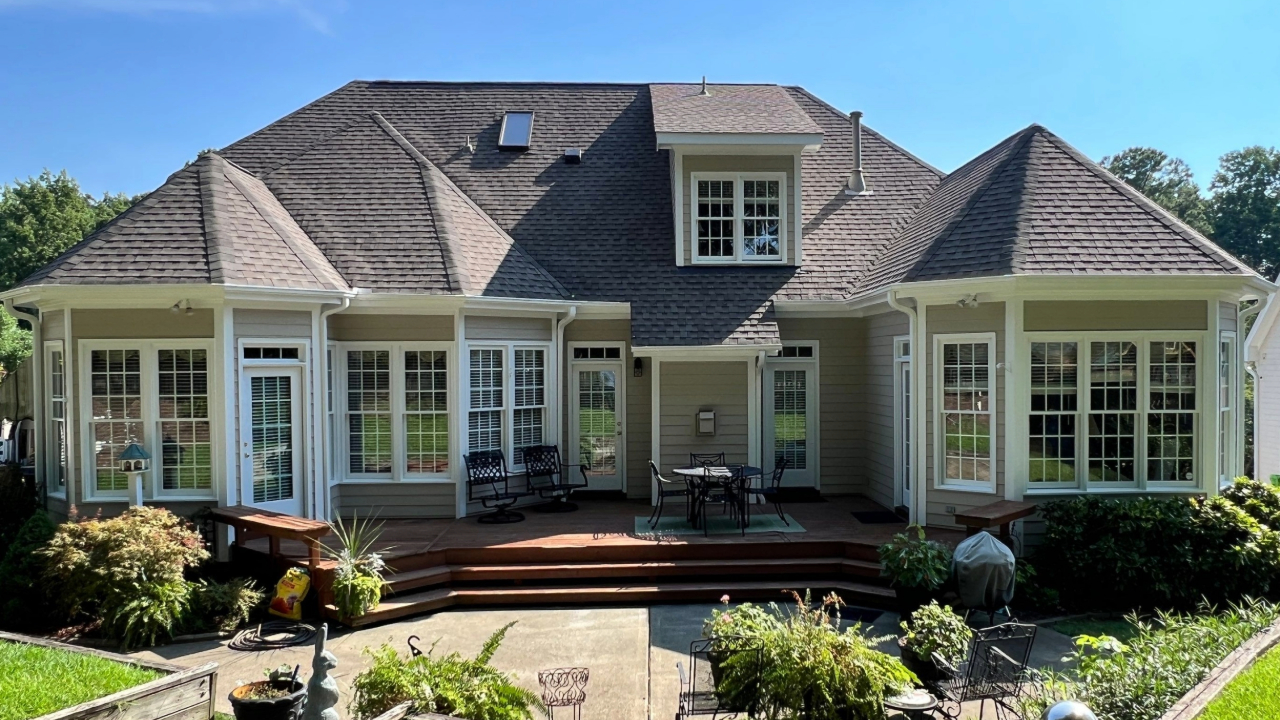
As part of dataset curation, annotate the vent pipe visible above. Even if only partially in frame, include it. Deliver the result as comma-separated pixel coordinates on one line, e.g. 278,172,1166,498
845,110,871,196
698,75,710,96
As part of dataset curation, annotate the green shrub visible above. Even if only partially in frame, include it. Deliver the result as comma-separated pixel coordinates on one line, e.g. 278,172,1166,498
1012,560,1060,612
704,592,916,720
187,578,265,633
349,622,543,720
1018,598,1280,720
899,601,971,667
325,513,389,620
878,525,952,592
1222,476,1280,528
0,510,55,627
0,464,38,556
103,579,192,650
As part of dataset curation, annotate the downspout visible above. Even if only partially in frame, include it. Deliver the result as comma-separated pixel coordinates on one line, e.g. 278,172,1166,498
3,300,41,502
886,290,918,522
1241,299,1265,480
554,307,578,449
317,296,351,520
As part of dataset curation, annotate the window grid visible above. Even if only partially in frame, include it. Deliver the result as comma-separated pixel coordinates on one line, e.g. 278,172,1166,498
90,349,142,492
941,342,992,485
577,369,618,473
48,348,66,492
158,349,212,491
742,180,781,258
347,350,391,474
1086,341,1138,484
405,350,449,474
1029,342,1078,485
1220,337,1233,482
469,349,504,454
696,180,734,258
773,369,807,470
513,349,545,464
1147,341,1197,483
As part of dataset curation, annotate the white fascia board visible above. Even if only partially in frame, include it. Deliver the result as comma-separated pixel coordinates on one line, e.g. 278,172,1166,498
1246,294,1277,358
876,274,1275,304
655,133,823,154
773,292,892,317
4,283,352,309
631,343,782,360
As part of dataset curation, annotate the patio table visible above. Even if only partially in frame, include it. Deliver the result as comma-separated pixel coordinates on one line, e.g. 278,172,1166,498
672,466,763,529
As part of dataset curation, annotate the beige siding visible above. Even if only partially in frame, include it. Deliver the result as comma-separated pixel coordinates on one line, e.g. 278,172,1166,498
864,312,908,508
73,309,214,339
682,155,797,266
234,309,312,338
465,315,552,341
334,482,455,519
1257,330,1280,481
43,311,65,341
924,302,1006,528
659,361,749,472
1024,300,1207,332
1220,301,1238,333
329,314,453,342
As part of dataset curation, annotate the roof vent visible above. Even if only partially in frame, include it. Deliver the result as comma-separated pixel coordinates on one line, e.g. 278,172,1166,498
845,110,872,196
698,75,710,96
563,148,583,164
498,111,534,151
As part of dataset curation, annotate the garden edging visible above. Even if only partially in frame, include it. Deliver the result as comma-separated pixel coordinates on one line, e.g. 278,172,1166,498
1159,616,1280,720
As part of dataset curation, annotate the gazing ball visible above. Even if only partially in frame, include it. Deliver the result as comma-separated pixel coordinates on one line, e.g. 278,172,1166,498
1041,701,1098,720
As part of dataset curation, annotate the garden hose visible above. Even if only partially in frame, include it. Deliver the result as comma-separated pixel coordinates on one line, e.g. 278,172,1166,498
229,621,317,652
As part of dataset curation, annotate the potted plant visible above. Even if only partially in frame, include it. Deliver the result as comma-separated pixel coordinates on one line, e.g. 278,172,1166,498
879,525,953,617
324,512,391,621
229,664,307,720
898,600,972,681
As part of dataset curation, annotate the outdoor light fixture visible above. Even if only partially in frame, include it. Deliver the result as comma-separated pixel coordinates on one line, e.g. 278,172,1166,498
956,294,979,308
633,357,643,377
170,300,194,315
117,442,151,507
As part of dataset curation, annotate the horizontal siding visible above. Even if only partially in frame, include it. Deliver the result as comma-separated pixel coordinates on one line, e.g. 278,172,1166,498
659,361,748,472
1257,338,1280,480
234,309,312,339
72,309,214,339
1220,301,1238,333
464,315,552,341
329,314,453,342
334,482,456,519
864,312,907,508
43,311,65,341
1024,300,1207,331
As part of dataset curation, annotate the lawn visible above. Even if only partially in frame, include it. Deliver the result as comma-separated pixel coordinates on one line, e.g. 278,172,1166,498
1045,617,1142,644
1199,646,1280,720
0,640,161,720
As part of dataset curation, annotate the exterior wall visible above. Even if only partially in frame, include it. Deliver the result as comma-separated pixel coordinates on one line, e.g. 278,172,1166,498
233,309,311,339
1220,301,1238,334
681,154,798,266
924,302,1006,528
864,312,908,508
333,482,455,519
464,315,552,341
329,314,453,342
659,361,749,472
1024,300,1207,331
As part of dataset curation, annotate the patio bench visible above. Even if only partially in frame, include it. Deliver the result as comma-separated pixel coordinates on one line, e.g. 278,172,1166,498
953,500,1037,546
209,505,330,572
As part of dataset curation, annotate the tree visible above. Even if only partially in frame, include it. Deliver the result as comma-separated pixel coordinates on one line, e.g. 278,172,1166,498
1209,146,1280,278
0,311,31,377
1101,147,1213,237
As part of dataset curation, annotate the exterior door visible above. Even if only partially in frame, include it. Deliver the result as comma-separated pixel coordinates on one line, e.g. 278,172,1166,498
240,366,305,516
764,363,817,487
570,362,625,491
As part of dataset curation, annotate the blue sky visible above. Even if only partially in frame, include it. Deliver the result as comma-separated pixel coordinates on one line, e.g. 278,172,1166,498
1,0,1277,197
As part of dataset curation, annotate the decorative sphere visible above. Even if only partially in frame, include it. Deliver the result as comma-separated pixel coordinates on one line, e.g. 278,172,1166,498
1041,701,1098,720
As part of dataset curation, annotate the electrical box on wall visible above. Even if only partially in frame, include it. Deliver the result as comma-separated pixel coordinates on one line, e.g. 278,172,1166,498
696,410,716,436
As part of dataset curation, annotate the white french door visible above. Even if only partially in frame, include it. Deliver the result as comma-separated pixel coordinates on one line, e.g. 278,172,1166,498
240,366,305,516
570,362,625,491
764,361,818,487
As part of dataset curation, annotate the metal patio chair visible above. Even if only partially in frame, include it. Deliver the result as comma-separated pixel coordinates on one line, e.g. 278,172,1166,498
522,444,589,512
648,460,693,528
931,622,1037,720
464,450,532,524
744,457,788,527
690,452,726,468
677,636,762,719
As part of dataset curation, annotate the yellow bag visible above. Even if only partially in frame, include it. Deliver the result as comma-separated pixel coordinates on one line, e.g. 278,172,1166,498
268,567,311,620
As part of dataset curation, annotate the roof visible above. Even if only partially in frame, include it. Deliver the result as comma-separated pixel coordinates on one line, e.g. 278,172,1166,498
858,124,1255,290
649,83,824,136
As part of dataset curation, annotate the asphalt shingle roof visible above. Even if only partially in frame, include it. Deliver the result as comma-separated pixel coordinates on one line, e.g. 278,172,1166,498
649,84,824,136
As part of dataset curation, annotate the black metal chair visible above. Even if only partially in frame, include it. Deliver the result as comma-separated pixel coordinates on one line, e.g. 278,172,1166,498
690,452,726,468
522,445,589,513
677,636,762,719
464,450,532,524
745,457,789,527
649,460,693,529
931,622,1037,720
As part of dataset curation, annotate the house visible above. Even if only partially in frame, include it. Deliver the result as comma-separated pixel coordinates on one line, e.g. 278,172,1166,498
4,80,1270,549
1246,290,1280,481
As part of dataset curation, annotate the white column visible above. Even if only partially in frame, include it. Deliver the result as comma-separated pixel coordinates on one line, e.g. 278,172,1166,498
650,358,661,504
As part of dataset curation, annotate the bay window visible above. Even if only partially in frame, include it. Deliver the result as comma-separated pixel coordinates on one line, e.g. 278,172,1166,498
691,173,785,263
936,334,996,491
467,345,549,468
45,342,67,497
1219,333,1236,484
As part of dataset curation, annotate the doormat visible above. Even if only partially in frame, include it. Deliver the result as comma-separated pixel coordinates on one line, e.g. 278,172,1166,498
851,510,905,524
636,513,805,536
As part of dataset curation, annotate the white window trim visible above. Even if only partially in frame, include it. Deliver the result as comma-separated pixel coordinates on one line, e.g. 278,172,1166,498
44,340,67,499
337,342,453,484
689,171,788,265
763,341,821,487
933,332,999,493
1022,332,1206,495
78,339,217,503
464,341,553,472
1219,331,1237,487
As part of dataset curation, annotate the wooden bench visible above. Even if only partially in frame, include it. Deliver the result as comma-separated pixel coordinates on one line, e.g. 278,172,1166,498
209,505,330,572
953,500,1038,545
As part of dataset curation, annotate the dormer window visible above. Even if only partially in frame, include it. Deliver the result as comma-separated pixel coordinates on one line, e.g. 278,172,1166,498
692,173,785,263
498,111,534,150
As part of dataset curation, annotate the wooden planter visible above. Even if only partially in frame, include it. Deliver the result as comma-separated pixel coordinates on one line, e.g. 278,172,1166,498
0,630,218,720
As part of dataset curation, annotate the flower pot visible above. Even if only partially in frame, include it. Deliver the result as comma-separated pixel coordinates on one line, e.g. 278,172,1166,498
229,680,307,720
896,637,941,683
895,585,936,618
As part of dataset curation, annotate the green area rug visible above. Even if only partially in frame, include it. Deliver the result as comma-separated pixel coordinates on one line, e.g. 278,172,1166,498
635,513,804,536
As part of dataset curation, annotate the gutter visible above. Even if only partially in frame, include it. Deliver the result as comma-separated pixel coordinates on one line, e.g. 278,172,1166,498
317,296,351,520
886,290,919,522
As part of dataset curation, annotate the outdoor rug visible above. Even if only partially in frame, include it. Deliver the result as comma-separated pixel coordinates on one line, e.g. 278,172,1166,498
851,510,905,524
635,513,805,536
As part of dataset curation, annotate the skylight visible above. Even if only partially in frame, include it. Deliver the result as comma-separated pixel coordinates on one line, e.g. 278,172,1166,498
498,111,534,150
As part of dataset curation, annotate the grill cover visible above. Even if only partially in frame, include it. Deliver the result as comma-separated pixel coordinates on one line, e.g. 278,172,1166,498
952,531,1016,610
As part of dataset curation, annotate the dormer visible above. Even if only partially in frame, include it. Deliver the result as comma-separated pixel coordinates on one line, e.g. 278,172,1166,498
650,82,824,267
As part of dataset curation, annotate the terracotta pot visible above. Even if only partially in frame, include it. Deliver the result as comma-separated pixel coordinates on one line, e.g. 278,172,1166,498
229,681,307,720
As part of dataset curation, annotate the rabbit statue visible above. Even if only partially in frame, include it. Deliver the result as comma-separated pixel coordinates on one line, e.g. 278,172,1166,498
302,623,340,720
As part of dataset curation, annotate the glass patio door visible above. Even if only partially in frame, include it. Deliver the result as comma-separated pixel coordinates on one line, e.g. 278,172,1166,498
764,364,817,487
571,363,624,491
240,367,304,516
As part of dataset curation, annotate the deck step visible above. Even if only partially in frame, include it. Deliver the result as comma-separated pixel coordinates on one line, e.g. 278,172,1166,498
333,579,896,628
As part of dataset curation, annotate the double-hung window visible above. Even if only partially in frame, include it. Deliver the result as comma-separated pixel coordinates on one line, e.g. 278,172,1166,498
936,334,996,491
340,344,451,480
467,345,549,469
81,341,214,500
45,342,67,497
1219,333,1236,485
692,173,786,263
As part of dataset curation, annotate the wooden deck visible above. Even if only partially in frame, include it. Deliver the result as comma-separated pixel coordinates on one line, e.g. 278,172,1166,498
237,496,964,627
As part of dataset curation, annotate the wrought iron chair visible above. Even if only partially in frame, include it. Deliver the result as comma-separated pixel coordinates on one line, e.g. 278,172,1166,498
538,667,589,720
690,452,726,468
677,636,762,719
649,460,693,528
931,622,1037,720
464,450,532,524
522,445,589,513
744,457,788,527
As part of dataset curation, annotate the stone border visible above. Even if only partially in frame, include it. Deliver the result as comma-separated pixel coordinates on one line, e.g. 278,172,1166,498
1160,616,1280,720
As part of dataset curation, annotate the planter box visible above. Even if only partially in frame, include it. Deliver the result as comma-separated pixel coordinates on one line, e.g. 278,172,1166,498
0,630,218,720
1159,617,1280,720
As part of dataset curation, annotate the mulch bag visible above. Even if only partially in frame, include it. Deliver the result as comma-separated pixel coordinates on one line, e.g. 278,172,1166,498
268,567,311,620
952,531,1016,611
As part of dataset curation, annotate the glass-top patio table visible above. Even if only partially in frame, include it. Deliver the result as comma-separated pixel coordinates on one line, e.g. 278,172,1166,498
671,465,764,529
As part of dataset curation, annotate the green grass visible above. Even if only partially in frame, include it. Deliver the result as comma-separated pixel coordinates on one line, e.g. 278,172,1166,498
1199,646,1280,720
1045,617,1142,644
0,640,162,720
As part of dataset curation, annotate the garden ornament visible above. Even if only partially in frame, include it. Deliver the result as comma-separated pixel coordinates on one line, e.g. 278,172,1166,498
302,623,339,720
1041,700,1098,720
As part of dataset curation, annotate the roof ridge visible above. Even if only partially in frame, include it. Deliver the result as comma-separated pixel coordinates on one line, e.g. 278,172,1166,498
370,112,468,294
195,155,230,284
220,81,364,168
1035,128,1255,276
255,107,374,179
784,86,945,178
